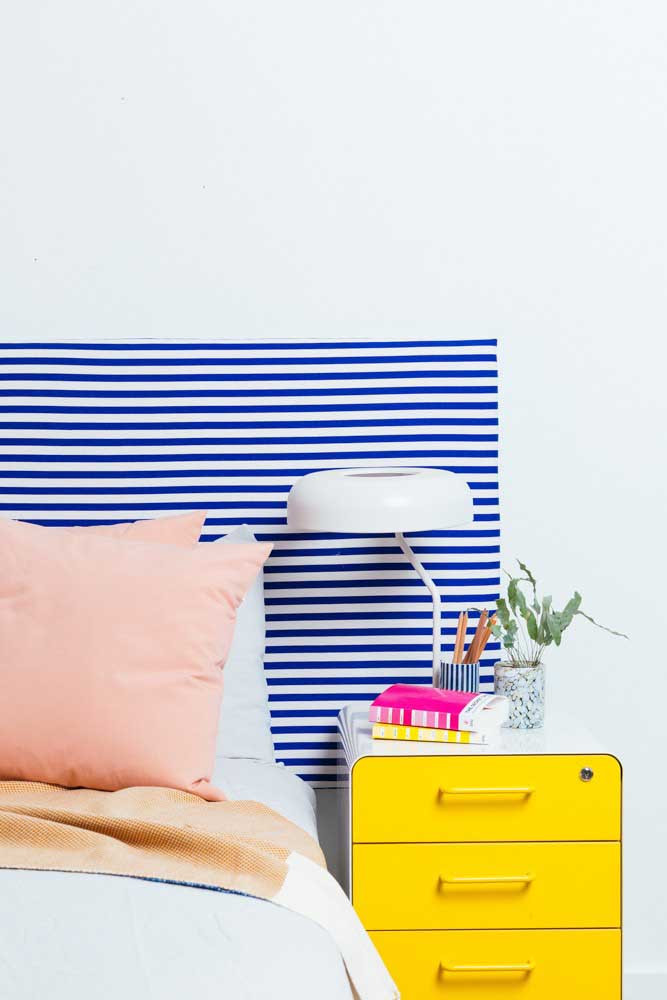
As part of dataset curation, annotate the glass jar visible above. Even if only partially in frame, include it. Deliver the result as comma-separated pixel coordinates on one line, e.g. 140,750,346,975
494,661,545,729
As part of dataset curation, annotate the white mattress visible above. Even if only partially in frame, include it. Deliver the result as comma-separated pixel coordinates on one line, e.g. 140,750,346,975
0,761,352,1000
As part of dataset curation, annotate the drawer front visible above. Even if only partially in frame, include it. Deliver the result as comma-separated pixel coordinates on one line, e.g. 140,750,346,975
354,841,621,929
352,753,620,842
369,929,621,1000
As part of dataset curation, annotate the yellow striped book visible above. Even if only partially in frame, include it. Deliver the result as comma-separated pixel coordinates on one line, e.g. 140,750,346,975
371,723,488,745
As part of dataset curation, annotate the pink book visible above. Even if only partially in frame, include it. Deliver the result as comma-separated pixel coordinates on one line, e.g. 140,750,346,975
369,683,508,732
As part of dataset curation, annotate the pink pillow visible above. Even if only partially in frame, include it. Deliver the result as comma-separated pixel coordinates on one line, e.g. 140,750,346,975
65,509,207,544
0,518,271,800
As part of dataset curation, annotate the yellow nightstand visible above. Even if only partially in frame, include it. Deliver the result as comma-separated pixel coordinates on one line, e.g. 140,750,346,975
339,704,622,999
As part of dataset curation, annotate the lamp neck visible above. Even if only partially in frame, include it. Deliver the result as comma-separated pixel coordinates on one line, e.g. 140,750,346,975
395,532,441,681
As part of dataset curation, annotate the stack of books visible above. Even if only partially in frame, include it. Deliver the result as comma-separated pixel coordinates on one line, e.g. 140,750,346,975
369,683,509,745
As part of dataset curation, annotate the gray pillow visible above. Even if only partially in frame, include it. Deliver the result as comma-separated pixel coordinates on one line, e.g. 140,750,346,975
214,525,274,762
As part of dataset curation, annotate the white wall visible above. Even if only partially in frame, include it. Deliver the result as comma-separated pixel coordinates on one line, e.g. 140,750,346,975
2,1,666,987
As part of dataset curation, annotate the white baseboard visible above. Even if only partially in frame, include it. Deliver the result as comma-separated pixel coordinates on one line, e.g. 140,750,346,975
624,973,667,999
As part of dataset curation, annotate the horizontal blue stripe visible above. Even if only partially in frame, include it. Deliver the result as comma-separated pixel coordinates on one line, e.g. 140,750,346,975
4,496,498,512
0,485,293,495
264,546,501,557
11,519,497,534
264,561,500,574
0,433,499,447
270,709,342,718
0,369,497,382
265,593,501,605
266,609,497,621
264,577,501,590
0,353,496,367
266,625,497,637
2,502,283,512
294,775,343,783
268,644,429,656
0,466,497,480
0,385,498,398
265,660,497,672
0,339,497,350
15,513,496,529
19,517,285,527
0,515,497,540
273,742,343,751
0,401,499,414
258,529,501,540
267,643,484,655
274,757,346,767
271,726,338,734
268,690,427,702
267,670,500,679
0,417,499,430
265,644,502,658
0,449,498,461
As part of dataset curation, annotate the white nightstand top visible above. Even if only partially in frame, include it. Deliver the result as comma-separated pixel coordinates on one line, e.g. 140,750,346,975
338,703,610,770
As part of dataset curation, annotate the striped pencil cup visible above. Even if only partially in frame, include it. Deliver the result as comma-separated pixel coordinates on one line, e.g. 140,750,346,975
435,661,480,693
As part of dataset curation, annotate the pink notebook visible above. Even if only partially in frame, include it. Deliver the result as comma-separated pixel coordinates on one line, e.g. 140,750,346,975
369,683,508,732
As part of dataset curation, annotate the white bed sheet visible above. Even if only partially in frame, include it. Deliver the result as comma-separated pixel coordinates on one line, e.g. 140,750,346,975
0,761,352,1000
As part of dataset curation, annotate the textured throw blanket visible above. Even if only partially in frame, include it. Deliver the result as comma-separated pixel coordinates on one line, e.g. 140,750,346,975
0,782,398,1000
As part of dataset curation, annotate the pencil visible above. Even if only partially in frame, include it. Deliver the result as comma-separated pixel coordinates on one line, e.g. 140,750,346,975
465,609,488,663
476,614,497,659
453,611,468,663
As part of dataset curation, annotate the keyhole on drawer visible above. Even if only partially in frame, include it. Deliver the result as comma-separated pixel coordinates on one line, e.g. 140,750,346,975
579,767,594,782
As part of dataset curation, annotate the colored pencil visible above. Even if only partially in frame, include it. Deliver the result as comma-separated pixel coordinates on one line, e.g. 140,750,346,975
453,611,468,663
464,609,488,663
476,614,497,659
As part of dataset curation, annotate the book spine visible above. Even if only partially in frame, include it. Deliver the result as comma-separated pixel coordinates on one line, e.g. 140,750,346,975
371,724,487,745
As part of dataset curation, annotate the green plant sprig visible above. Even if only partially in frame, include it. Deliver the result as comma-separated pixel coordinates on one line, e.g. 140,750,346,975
490,560,628,666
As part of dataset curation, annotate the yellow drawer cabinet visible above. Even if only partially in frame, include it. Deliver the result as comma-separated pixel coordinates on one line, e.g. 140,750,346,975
339,705,622,1000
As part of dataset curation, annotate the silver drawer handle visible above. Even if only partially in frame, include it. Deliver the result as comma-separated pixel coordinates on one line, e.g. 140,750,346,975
439,785,534,797
439,873,534,887
440,960,535,975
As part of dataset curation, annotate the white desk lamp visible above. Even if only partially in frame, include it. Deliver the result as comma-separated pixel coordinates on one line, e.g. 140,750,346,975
286,467,474,680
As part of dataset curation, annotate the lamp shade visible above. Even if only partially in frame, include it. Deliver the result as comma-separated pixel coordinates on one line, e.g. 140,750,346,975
286,467,473,534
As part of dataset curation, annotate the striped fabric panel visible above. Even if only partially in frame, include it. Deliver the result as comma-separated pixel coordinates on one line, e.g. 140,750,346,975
0,339,500,786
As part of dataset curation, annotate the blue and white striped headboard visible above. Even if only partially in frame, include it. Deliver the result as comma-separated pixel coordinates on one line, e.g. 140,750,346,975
0,339,500,785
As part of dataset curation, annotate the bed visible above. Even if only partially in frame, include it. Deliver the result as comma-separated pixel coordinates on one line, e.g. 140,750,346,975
0,759,353,1000
0,339,499,999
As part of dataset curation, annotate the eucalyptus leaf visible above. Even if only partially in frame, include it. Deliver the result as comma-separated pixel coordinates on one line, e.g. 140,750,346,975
502,619,518,649
514,583,529,618
547,612,562,646
507,578,519,614
537,596,552,645
517,560,537,590
559,591,582,629
525,609,538,641
495,597,511,628
575,610,629,639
